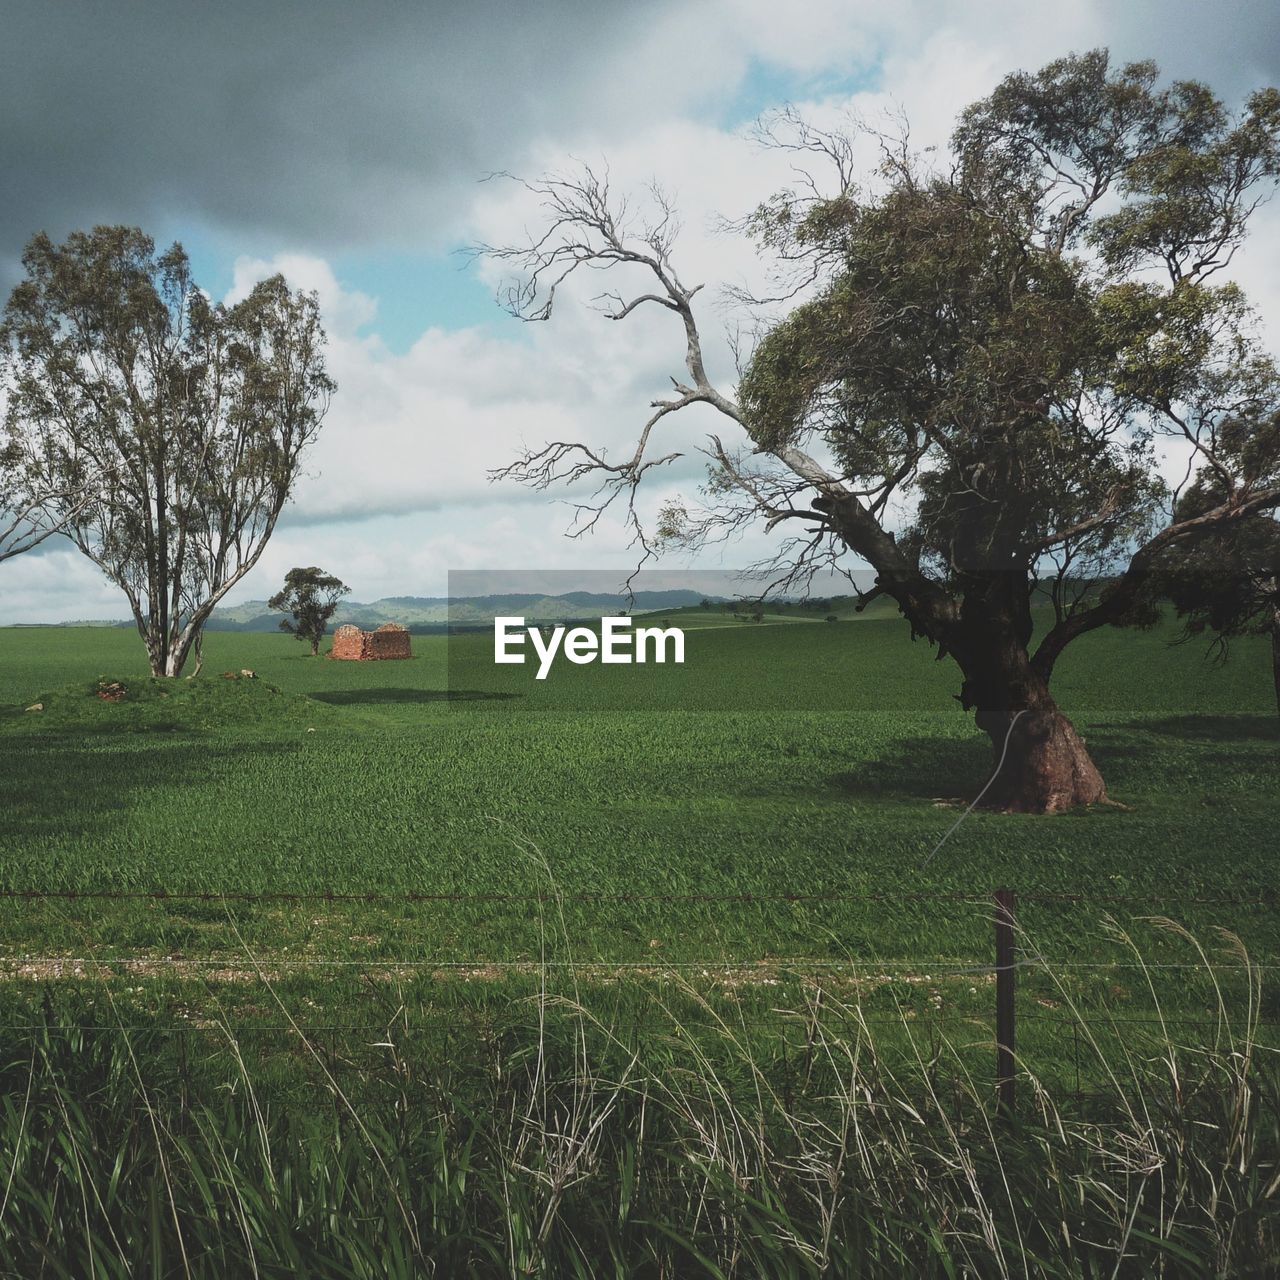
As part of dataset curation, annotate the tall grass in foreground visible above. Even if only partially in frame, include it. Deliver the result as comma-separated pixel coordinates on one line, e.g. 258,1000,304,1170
0,925,1276,1278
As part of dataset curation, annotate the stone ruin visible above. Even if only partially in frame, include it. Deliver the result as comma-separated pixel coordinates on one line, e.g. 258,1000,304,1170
329,621,412,661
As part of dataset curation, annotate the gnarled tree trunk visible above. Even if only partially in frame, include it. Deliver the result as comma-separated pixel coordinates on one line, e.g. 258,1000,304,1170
972,691,1107,813
955,610,1107,814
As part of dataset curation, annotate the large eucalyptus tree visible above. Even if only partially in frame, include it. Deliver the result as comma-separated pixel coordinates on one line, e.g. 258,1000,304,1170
481,51,1280,813
2,227,334,676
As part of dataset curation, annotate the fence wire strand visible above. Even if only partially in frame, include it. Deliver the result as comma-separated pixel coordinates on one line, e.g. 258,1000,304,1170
0,887,1273,906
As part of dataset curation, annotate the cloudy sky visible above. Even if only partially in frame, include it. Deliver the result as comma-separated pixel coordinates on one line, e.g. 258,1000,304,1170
1,0,1278,621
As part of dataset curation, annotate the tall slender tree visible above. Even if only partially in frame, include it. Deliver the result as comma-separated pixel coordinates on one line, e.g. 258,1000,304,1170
479,51,1280,813
1,227,335,676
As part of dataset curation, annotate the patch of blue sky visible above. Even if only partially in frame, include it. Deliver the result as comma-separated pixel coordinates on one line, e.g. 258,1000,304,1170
717,58,882,132
156,219,515,354
155,222,239,301
326,248,511,353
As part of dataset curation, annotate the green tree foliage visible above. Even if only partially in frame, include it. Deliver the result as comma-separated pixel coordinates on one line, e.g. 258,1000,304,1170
0,435,48,565
1,227,335,676
1139,484,1280,714
0,412,90,566
270,566,351,655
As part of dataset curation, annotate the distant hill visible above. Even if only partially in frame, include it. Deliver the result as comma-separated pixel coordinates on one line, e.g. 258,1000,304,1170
17,579,1120,632
10,619,131,629
202,590,723,632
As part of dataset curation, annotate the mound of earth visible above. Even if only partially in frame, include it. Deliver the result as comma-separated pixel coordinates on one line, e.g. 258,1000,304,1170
3,673,333,733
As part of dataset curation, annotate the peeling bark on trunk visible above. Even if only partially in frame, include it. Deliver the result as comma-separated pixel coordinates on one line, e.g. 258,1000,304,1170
186,632,204,680
145,638,166,679
163,635,195,678
145,625,203,678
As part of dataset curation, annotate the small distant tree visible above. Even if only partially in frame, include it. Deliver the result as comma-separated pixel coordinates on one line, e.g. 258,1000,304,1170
825,614,839,623
270,567,351,655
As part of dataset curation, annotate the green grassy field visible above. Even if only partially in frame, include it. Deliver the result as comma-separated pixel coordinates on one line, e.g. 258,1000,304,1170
1,613,1277,1275
0,614,1275,1073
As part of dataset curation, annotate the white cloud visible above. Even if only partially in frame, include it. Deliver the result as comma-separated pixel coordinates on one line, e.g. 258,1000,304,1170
227,255,379,333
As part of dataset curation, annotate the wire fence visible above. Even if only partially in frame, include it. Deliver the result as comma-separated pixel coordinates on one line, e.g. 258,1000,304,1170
0,888,1273,906
0,955,1276,975
3,884,1276,1108
1,886,1273,978
12,1015,1278,1036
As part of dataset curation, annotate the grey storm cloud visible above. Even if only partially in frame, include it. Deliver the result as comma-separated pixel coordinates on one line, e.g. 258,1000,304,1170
0,0,677,268
1112,0,1280,87
1,0,1277,278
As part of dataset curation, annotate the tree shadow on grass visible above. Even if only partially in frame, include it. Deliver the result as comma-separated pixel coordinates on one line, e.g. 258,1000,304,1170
1102,714,1279,743
0,736,302,848
828,735,992,803
827,713,1277,807
1081,715,1278,794
308,688,521,706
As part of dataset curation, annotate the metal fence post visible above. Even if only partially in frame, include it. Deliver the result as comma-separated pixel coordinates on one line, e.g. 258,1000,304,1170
994,887,1016,1117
